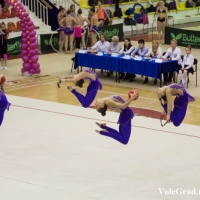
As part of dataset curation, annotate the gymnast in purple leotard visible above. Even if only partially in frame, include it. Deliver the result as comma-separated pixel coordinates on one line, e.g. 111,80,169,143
57,70,102,108
157,83,195,126
0,75,11,126
95,94,137,145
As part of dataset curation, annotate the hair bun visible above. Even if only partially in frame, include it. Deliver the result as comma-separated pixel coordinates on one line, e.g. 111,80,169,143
101,112,106,116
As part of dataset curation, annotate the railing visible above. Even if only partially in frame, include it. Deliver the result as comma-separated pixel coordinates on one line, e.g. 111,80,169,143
48,0,79,9
19,0,49,25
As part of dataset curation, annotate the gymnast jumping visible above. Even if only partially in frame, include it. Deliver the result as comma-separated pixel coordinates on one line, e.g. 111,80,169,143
57,69,102,108
0,75,11,126
95,93,138,145
157,83,195,126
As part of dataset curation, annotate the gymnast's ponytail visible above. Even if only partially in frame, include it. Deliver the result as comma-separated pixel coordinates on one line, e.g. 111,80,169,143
98,105,107,117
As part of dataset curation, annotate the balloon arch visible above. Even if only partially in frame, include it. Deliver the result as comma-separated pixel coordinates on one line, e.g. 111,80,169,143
5,0,40,75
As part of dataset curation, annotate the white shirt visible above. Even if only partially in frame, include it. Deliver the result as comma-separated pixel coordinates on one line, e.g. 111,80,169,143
108,42,121,53
91,41,110,52
162,47,182,64
119,46,135,55
182,54,194,69
146,47,162,58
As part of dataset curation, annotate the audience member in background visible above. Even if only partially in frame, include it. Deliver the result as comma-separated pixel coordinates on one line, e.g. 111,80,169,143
145,40,162,84
146,0,155,13
155,0,168,44
0,22,8,70
119,38,134,80
74,19,86,51
179,45,194,88
162,39,182,85
89,7,98,47
186,0,195,7
76,9,90,49
97,1,109,27
107,36,121,77
59,10,77,54
57,6,66,52
129,39,148,82
70,4,77,18
196,0,200,7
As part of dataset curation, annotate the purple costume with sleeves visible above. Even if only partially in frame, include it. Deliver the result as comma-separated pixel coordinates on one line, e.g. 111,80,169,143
0,90,11,126
161,84,195,127
71,70,102,108
100,95,134,145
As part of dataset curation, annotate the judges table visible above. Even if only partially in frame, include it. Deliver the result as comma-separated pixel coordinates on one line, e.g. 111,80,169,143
74,52,178,86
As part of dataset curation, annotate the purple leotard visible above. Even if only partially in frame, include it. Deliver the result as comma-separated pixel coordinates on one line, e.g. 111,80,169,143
70,70,102,108
100,95,134,145
90,25,98,33
0,90,11,126
161,84,195,127
64,27,74,35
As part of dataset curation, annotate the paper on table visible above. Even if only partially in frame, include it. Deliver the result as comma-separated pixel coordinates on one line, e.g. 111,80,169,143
79,50,87,53
123,55,131,59
111,53,118,57
96,52,103,56
155,59,162,63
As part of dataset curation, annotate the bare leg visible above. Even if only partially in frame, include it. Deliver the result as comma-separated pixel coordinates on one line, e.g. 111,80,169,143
59,31,65,52
157,21,162,43
97,20,104,27
162,21,167,43
69,34,74,54
81,34,85,48
64,35,69,54
0,58,3,68
4,59,7,67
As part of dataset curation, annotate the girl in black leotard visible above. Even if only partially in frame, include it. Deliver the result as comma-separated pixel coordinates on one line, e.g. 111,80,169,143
155,1,168,44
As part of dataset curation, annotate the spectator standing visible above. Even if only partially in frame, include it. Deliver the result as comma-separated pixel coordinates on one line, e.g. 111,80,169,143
97,1,109,27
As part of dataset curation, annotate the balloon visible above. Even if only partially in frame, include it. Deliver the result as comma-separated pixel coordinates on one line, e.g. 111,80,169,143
22,28,26,32
23,63,31,70
35,68,41,74
21,50,28,55
32,63,40,70
23,13,29,17
27,21,33,26
29,43,37,49
28,49,37,56
22,55,29,62
21,68,26,73
30,37,36,43
28,68,35,74
20,22,26,28
22,38,28,43
21,43,28,50
28,26,34,32
25,17,30,22
21,32,27,37
29,30,36,37
31,55,38,63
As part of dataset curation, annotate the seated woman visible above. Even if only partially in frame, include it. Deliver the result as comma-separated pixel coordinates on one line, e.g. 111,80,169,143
118,38,134,80
0,74,11,126
95,93,138,145
178,45,194,88
145,39,162,84
157,84,195,126
130,39,148,82
57,70,102,108
106,36,121,77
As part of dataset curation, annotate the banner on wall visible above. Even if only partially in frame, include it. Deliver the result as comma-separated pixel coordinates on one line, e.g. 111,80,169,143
40,33,59,54
40,24,124,53
165,27,200,49
7,36,22,56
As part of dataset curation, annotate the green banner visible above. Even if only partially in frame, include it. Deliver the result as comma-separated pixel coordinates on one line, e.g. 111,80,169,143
98,23,123,42
165,27,200,48
40,33,59,53
7,36,21,56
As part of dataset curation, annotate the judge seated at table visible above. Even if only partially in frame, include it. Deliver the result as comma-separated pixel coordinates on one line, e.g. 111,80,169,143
162,39,182,85
128,39,148,82
144,40,162,85
90,33,110,53
118,38,135,80
107,36,121,77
